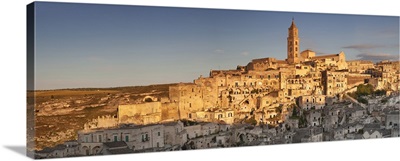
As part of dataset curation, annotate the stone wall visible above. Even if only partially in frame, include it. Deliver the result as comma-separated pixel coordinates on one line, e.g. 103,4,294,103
84,115,118,130
161,102,180,120
347,73,370,88
118,102,162,124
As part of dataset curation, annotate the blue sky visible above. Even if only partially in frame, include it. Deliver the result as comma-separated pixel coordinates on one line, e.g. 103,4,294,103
34,2,399,90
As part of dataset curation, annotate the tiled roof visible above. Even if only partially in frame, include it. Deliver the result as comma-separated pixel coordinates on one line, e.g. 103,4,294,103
103,141,128,148
311,54,339,60
36,144,66,154
107,148,134,154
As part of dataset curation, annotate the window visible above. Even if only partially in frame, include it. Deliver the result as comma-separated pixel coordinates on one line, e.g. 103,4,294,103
114,136,118,142
98,135,102,142
85,136,88,143
158,132,161,136
125,136,129,142
157,142,159,147
142,133,149,142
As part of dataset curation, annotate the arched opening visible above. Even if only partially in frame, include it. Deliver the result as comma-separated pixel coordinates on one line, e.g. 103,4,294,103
82,146,89,155
92,146,101,155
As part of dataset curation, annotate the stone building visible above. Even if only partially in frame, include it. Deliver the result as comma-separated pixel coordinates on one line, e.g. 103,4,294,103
385,111,400,129
322,70,348,96
298,95,326,110
77,123,165,155
347,60,374,73
35,142,79,159
112,19,400,128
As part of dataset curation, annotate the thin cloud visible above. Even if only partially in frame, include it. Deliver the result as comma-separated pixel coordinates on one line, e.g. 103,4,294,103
342,44,385,50
213,49,224,54
241,51,250,56
314,50,330,55
356,53,399,62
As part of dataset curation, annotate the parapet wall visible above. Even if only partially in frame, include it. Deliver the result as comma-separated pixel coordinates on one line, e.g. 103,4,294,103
84,115,118,130
161,102,180,120
347,74,370,88
119,102,161,117
118,101,181,124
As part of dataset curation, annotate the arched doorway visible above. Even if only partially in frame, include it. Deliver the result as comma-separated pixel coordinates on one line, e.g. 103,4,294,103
92,146,102,155
82,146,89,155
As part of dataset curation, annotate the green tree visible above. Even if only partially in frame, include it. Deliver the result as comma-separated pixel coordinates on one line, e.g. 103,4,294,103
374,90,386,96
356,84,373,96
357,97,368,104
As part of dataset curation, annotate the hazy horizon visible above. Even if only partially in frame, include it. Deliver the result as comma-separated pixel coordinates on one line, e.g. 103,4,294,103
33,2,400,90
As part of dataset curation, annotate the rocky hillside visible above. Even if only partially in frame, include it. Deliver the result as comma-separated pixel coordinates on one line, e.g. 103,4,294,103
28,84,173,150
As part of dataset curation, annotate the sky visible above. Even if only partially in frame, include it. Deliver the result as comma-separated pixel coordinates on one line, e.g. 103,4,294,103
33,2,399,90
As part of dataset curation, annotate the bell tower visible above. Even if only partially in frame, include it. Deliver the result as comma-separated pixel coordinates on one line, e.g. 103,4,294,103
287,18,300,64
